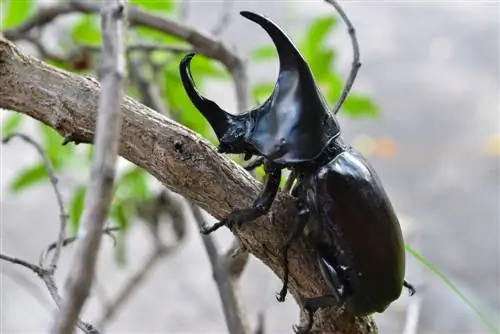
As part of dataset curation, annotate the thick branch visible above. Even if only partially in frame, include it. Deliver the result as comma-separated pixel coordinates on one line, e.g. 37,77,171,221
0,38,376,334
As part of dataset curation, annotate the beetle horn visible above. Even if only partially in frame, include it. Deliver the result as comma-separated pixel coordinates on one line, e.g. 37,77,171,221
240,11,310,73
179,53,234,139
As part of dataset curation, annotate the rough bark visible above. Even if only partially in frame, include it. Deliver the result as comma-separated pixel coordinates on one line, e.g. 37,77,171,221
0,37,377,334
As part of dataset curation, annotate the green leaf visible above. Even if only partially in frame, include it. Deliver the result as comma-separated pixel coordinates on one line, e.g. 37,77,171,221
113,201,130,230
10,163,48,192
86,145,95,162
114,229,128,266
252,45,276,61
325,72,345,105
304,16,338,55
45,58,71,71
38,124,74,170
189,54,227,78
69,185,87,235
71,15,101,45
130,0,174,12
163,62,216,138
252,83,275,103
1,112,23,135
1,0,34,29
308,49,335,80
117,166,150,201
406,245,499,334
136,26,186,45
342,94,380,118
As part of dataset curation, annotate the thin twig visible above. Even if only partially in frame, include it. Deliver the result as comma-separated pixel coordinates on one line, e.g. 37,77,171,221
24,34,66,62
78,43,191,56
191,204,250,334
211,0,234,37
324,0,361,115
127,55,169,115
0,253,44,274
97,191,186,328
52,2,127,333
0,253,100,334
180,0,191,22
2,132,68,270
95,246,168,328
39,227,120,267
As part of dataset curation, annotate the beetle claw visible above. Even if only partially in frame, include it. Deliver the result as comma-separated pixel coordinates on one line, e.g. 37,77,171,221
404,280,416,296
200,220,227,235
292,324,311,334
275,292,286,303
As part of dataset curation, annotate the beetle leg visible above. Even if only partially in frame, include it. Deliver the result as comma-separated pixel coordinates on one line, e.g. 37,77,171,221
243,156,265,171
403,280,416,296
276,199,310,302
200,166,282,234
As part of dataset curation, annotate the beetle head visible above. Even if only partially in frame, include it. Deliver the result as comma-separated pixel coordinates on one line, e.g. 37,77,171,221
180,11,341,163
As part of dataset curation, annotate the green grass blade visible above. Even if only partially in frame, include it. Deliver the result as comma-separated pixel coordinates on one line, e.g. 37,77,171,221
406,244,499,334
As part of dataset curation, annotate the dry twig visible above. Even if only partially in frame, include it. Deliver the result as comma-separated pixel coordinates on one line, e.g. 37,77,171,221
211,0,234,37
324,0,361,115
96,191,187,328
52,2,127,333
2,133,69,270
191,204,250,334
0,254,101,334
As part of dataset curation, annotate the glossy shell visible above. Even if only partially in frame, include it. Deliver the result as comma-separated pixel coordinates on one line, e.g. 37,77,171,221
302,147,406,315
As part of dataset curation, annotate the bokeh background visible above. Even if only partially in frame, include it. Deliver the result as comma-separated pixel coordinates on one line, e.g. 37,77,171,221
1,1,499,333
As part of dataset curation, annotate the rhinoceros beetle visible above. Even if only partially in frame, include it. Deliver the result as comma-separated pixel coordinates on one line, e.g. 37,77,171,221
179,3,415,333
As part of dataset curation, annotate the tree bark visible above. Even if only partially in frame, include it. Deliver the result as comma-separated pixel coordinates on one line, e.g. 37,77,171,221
0,37,377,334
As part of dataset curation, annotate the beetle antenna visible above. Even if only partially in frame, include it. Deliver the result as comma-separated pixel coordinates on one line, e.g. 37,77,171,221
325,0,361,115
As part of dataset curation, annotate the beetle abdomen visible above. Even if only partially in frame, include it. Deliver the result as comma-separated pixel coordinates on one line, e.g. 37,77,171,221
305,148,406,315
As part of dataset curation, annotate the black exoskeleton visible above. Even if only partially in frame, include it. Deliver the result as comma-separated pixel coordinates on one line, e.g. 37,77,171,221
180,3,415,334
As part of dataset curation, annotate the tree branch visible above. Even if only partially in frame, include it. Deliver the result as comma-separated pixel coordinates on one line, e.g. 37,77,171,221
0,38,376,334
2,0,249,110
51,2,127,333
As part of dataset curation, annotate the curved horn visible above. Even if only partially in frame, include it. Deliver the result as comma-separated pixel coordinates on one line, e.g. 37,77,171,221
240,11,307,71
179,53,233,139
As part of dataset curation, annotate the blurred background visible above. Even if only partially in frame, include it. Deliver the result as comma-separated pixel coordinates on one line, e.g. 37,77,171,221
1,0,499,333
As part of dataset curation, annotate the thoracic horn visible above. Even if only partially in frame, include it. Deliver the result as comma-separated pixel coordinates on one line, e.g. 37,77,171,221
179,53,235,139
240,11,313,74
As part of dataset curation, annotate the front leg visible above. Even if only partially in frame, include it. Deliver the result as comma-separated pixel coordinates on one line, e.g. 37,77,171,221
201,164,282,234
243,156,264,171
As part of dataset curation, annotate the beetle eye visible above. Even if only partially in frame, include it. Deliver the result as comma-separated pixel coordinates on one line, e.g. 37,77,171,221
233,127,244,138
